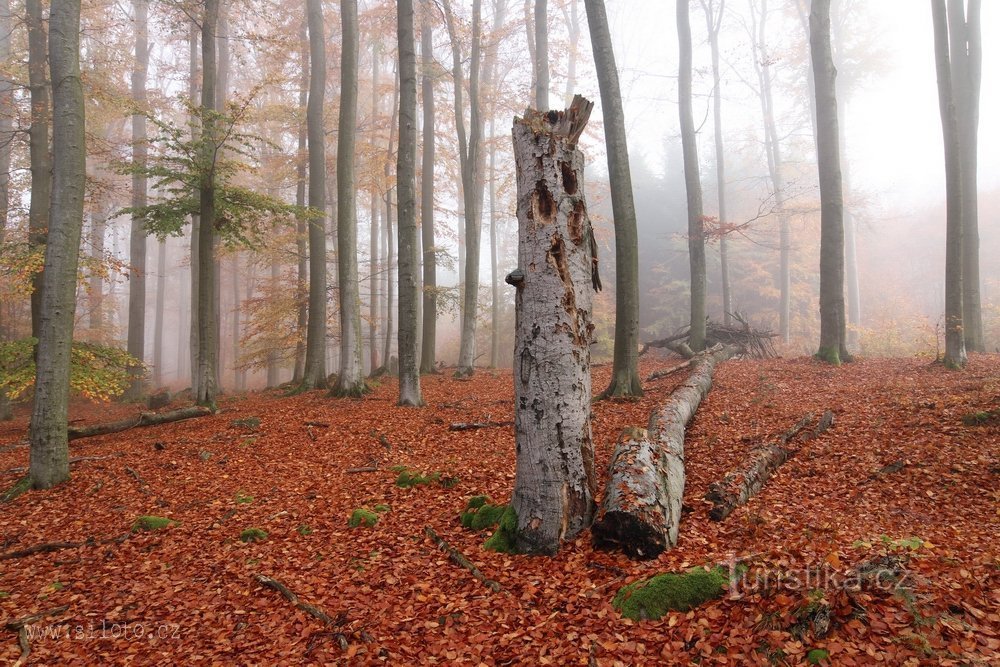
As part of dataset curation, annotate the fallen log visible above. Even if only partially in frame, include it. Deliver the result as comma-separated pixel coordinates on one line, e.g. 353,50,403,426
705,410,834,521
252,574,341,629
448,421,514,432
646,358,696,382
424,526,501,592
592,345,736,560
67,406,212,442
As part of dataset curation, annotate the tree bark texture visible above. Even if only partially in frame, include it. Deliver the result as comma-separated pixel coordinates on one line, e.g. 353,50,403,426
28,0,85,489
26,0,50,342
333,0,366,396
678,0,706,353
382,70,399,369
293,18,308,384
68,406,212,441
302,0,328,389
419,4,437,373
592,346,734,559
0,0,11,420
127,0,149,399
397,0,423,406
584,0,641,397
509,98,598,554
188,22,201,396
810,0,848,364
534,0,549,110
931,0,967,368
702,0,730,326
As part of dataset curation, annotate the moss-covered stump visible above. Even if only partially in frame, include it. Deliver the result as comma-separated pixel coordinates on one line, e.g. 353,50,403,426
132,515,178,532
460,496,508,531
612,565,733,620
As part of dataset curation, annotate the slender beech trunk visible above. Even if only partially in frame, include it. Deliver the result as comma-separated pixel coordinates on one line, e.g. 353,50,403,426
931,0,966,368
293,18,308,383
524,0,536,95
302,0,328,390
534,0,548,109
332,0,366,396
127,0,149,399
419,3,437,373
153,237,166,387
369,45,381,375
212,2,229,390
508,99,598,554
88,213,105,332
382,70,399,369
678,0,706,353
489,116,500,368
561,0,580,106
584,0,642,397
188,23,201,394
231,253,242,390
0,0,12,420
949,0,982,352
195,0,220,407
29,0,84,489
810,0,847,365
397,0,423,406
27,0,50,342
702,0,730,325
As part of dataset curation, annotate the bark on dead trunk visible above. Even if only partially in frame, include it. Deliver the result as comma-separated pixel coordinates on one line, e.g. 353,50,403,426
509,98,598,555
591,345,734,559
67,406,212,441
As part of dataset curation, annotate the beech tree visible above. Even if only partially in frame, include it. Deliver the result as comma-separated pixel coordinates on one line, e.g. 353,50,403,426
810,0,848,365
534,0,549,109
0,0,10,420
26,0,50,342
126,0,149,399
29,0,85,488
584,0,641,397
419,2,437,373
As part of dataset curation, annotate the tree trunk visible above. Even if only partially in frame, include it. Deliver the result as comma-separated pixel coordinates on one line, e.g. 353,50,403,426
26,0,51,343
932,0,966,368
949,0,982,352
231,254,243,391
561,0,580,106
88,213,105,333
534,0,549,109
188,22,201,396
678,0,706,353
524,0,536,95
585,0,641,398
28,0,85,489
0,0,11,420
67,406,212,441
489,116,500,368
127,0,149,399
397,0,423,406
508,98,598,555
368,46,381,375
293,18,308,384
211,1,230,392
810,0,847,365
382,71,399,369
153,237,166,387
702,0,730,326
332,0,366,397
592,345,733,559
419,4,437,373
302,0,328,390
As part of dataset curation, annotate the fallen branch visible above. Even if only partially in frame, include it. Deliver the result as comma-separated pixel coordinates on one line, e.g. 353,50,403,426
252,574,340,627
125,466,148,492
0,533,130,561
592,346,737,559
448,421,514,432
2,453,124,476
6,605,70,667
646,358,696,382
67,406,212,442
423,526,501,593
705,410,834,521
344,466,378,474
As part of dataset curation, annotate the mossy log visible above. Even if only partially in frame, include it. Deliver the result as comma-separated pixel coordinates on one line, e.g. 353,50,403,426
705,410,834,521
67,406,212,441
592,346,736,559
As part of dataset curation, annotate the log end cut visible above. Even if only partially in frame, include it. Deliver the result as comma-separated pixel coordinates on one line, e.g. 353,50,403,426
592,510,667,560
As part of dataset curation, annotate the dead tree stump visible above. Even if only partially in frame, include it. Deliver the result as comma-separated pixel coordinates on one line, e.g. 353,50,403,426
507,96,599,555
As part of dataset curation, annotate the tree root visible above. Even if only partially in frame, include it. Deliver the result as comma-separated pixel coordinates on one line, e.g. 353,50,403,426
252,574,344,639
5,605,70,667
424,525,501,593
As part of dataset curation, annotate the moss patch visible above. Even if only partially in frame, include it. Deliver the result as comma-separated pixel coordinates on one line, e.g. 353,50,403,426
807,648,830,665
239,527,268,542
132,515,177,532
394,466,441,488
373,504,391,513
612,565,734,620
234,491,254,504
814,347,841,366
0,476,31,504
460,496,508,531
349,508,379,528
483,506,519,553
230,416,261,431
962,409,1000,426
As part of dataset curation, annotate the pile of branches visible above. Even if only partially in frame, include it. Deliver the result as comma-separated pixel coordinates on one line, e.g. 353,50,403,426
640,313,778,360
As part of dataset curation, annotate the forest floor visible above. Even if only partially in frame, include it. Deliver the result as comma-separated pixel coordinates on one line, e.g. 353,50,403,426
0,355,998,665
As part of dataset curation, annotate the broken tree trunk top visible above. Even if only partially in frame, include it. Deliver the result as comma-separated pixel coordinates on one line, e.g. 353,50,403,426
516,94,594,148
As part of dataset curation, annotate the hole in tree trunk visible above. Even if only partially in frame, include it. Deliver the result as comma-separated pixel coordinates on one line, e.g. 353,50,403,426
560,162,578,195
533,181,555,224
568,201,585,244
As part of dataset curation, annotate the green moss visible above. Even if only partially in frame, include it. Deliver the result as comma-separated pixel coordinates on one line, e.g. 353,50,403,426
807,649,830,665
460,496,508,531
373,504,391,513
612,565,733,620
132,515,177,532
483,506,519,553
0,476,31,504
296,524,313,536
395,467,441,488
230,416,261,431
348,508,379,528
962,410,1000,426
814,347,841,365
234,491,254,504
239,527,268,542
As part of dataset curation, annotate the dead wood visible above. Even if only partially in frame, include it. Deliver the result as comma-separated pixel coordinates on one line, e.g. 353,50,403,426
423,526,501,592
641,313,778,359
252,574,340,626
646,358,695,381
448,420,514,431
344,466,379,474
592,345,737,559
67,406,212,441
5,605,71,631
2,453,124,476
0,533,131,561
705,410,834,521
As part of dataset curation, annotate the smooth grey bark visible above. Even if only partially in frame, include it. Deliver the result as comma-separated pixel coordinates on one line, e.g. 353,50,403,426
26,0,50,342
488,116,500,368
419,4,437,373
442,0,484,377
509,100,597,554
88,211,105,332
932,0,966,368
948,0,982,352
302,0,328,390
369,45,381,375
127,0,149,399
810,0,847,365
231,254,243,390
0,0,11,420
332,0,366,396
534,0,549,109
584,0,642,397
153,237,166,387
701,0,731,326
678,0,706,353
382,70,399,369
397,0,423,406
195,0,220,407
28,0,84,489
212,1,230,390
293,18,308,383
188,22,201,395
560,0,580,106
524,0,536,94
